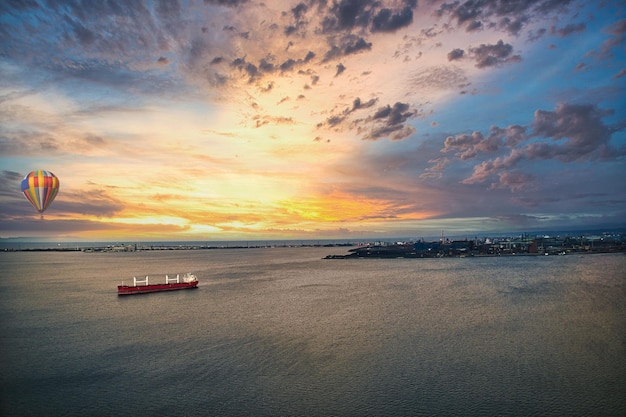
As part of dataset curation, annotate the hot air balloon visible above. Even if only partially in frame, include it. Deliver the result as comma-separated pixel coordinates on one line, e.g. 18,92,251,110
21,170,60,219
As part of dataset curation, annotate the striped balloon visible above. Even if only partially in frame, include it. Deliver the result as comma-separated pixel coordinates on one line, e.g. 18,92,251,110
21,170,60,217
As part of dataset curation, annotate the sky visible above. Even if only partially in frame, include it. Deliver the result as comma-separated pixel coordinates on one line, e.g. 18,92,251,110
0,0,625,242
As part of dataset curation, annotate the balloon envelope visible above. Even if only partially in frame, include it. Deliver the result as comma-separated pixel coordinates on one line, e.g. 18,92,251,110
21,170,60,215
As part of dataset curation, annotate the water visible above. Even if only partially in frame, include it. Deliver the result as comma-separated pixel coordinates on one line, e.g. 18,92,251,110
1,248,624,416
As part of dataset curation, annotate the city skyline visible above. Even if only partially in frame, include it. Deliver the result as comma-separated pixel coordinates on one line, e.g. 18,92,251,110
1,0,624,241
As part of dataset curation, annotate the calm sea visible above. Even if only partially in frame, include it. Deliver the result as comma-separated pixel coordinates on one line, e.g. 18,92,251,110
0,248,624,417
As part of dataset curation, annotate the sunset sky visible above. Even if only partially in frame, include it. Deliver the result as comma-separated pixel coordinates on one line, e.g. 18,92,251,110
1,0,624,241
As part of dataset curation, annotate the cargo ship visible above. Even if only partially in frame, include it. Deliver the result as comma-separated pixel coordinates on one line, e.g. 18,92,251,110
117,273,198,295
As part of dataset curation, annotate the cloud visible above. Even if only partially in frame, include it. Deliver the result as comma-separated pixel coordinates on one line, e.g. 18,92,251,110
527,27,548,42
436,0,575,36
595,18,626,59
371,5,414,33
322,36,373,62
531,103,619,161
456,103,626,189
203,0,250,6
316,96,380,131
321,0,372,32
335,63,346,76
408,65,468,93
614,69,626,79
447,48,465,61
362,123,416,141
321,0,417,34
253,115,295,128
317,98,417,141
551,23,586,37
59,188,126,217
0,170,25,202
469,40,522,68
419,157,450,179
360,102,417,141
372,102,413,125
351,97,379,111
492,171,535,192
443,125,528,160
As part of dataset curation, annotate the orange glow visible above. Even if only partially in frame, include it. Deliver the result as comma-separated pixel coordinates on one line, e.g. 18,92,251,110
279,191,441,224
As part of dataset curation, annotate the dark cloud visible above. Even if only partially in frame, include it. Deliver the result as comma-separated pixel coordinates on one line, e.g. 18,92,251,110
527,27,548,41
469,40,521,68
322,0,373,32
279,58,295,72
317,99,416,141
318,96,378,129
202,0,250,6
373,102,414,126
232,59,260,83
371,6,414,33
436,0,576,35
0,1,198,96
259,58,275,73
351,97,378,111
0,0,39,14
498,17,527,36
325,115,345,127
361,102,417,141
284,25,298,36
447,48,464,61
362,124,416,141
335,63,346,76
533,0,575,14
231,50,319,82
345,37,372,54
66,16,97,47
447,0,482,26
0,170,25,202
323,36,372,62
466,20,483,32
320,0,416,35
291,2,308,20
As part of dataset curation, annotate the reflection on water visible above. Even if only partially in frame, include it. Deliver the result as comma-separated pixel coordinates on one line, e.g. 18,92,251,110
0,249,624,416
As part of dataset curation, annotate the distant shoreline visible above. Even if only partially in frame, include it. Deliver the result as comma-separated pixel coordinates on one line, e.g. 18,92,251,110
324,249,625,259
2,231,624,256
1,242,354,252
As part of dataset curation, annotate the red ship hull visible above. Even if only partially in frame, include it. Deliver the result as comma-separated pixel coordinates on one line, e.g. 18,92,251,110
117,281,198,295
